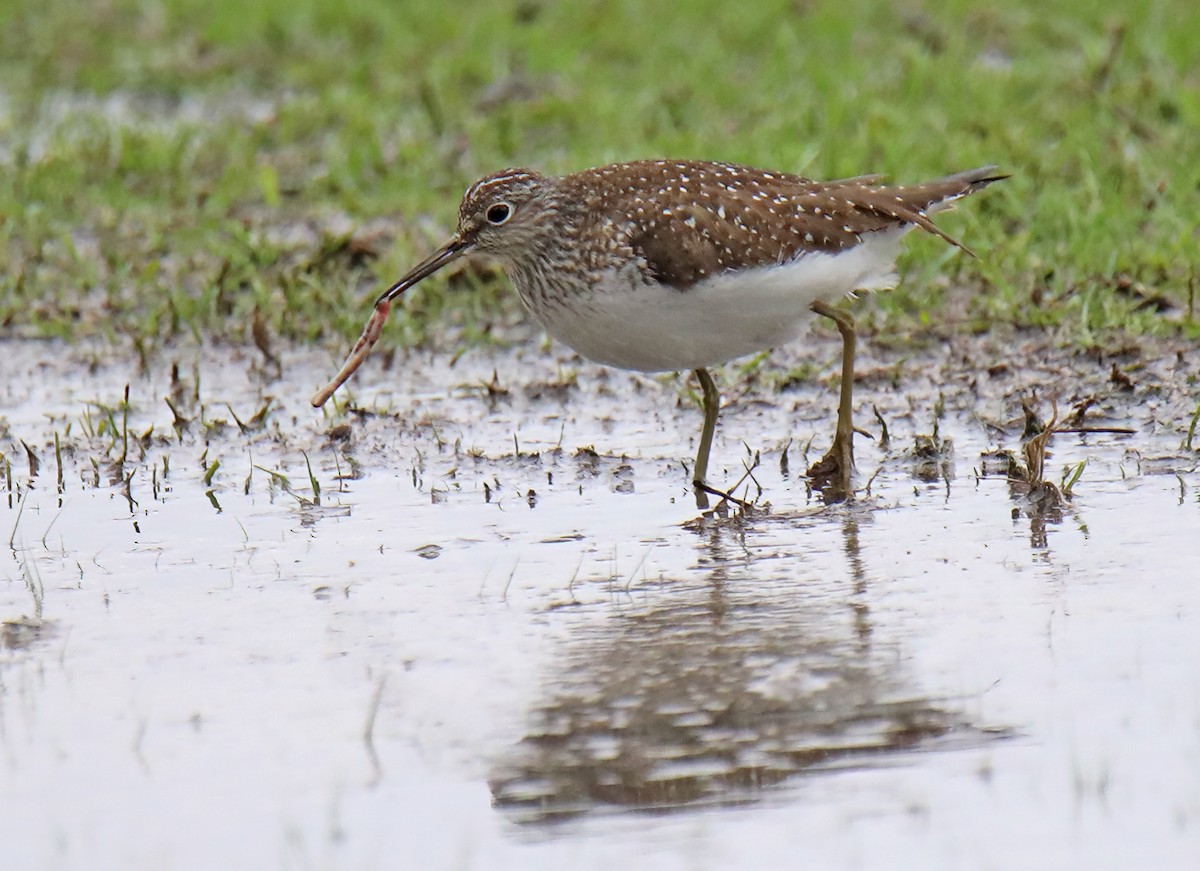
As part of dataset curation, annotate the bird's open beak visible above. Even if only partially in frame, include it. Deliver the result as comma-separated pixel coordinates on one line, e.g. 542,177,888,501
376,235,473,305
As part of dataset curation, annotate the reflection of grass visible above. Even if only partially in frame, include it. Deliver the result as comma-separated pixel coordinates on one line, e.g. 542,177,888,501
1005,401,1088,504
912,400,953,483
2,0,1198,352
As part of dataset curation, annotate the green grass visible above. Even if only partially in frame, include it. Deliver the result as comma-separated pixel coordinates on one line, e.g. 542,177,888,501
1,0,1198,350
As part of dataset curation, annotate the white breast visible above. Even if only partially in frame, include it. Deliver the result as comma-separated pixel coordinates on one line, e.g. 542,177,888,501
518,229,908,373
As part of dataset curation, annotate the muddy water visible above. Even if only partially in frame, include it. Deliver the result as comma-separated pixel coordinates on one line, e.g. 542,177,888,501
1,334,1197,870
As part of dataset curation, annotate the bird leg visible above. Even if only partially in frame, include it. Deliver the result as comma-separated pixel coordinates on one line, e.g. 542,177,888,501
691,367,720,509
807,300,856,497
688,370,753,511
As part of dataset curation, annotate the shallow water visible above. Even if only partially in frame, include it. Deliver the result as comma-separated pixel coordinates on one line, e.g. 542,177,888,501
1,335,1197,870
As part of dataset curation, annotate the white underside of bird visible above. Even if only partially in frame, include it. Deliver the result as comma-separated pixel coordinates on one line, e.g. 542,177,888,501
521,227,908,373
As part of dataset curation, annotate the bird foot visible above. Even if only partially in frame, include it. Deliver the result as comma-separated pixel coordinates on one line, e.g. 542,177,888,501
693,479,753,512
807,436,854,501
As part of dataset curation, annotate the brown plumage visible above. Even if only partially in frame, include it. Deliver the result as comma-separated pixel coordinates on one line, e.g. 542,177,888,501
461,160,1005,289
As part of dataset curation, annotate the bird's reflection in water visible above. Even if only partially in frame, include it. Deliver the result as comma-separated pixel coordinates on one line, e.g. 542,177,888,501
491,511,1003,823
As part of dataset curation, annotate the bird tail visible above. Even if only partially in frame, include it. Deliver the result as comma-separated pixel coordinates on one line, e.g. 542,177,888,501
893,166,1009,257
927,165,1010,205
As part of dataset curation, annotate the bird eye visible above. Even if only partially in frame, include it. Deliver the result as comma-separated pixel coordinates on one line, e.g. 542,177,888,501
485,202,512,225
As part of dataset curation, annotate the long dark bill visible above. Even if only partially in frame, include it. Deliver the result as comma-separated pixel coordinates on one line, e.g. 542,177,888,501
376,236,473,304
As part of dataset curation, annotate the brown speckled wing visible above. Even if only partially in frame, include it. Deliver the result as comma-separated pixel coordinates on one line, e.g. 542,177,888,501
563,160,1004,290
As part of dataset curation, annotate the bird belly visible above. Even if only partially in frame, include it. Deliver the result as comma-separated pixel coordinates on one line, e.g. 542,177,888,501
518,231,906,373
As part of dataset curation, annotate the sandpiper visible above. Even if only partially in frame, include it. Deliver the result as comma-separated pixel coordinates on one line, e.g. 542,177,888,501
313,160,1005,507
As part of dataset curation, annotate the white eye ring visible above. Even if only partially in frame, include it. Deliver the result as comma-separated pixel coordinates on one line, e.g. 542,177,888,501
485,202,513,225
